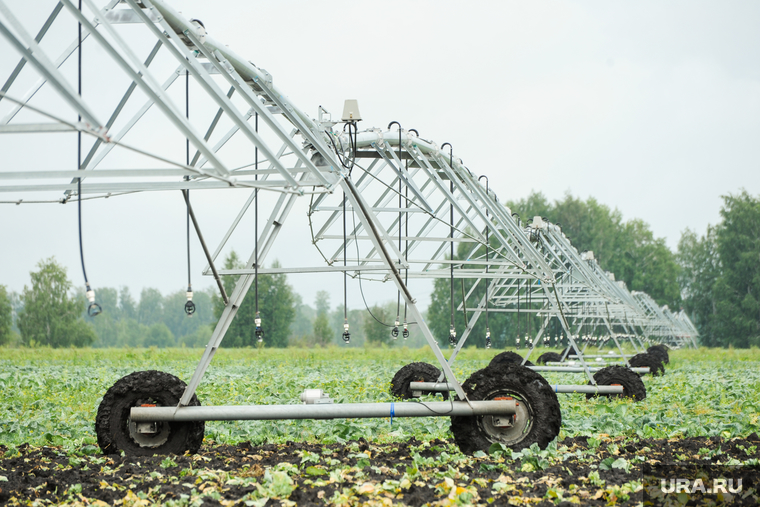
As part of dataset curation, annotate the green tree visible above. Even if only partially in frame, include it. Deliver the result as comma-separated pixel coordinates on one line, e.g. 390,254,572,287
289,293,315,339
17,258,96,347
311,291,332,346
0,285,12,345
315,290,330,317
141,322,176,348
713,191,760,347
213,251,296,347
138,288,164,326
119,287,137,320
678,227,720,345
363,304,392,345
312,313,332,346
678,190,760,348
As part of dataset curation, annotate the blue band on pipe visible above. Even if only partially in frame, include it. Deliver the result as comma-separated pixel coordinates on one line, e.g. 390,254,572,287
555,384,559,393
390,402,395,425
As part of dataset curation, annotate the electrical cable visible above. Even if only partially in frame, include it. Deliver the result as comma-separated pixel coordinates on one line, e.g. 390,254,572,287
441,143,456,346
402,166,409,339
342,190,350,343
388,122,402,340
183,69,195,317
325,123,356,173
351,205,393,327
254,112,263,343
76,0,100,318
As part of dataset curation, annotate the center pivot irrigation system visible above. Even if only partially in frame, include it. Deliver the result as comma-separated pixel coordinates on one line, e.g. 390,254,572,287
0,0,697,456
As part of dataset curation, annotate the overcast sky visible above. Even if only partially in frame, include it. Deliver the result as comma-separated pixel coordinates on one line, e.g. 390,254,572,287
1,0,759,313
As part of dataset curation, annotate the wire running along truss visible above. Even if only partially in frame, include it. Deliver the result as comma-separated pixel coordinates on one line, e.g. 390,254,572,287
0,0,697,404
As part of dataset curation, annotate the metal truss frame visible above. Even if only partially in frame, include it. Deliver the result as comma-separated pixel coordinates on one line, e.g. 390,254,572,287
0,0,697,425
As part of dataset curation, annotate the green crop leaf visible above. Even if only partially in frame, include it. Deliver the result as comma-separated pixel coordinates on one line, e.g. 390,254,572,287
611,457,630,472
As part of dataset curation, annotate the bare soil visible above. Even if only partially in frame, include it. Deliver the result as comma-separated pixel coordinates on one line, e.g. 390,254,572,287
1,433,758,506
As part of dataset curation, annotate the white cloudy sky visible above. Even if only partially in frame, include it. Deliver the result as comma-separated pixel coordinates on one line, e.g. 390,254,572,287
1,0,759,312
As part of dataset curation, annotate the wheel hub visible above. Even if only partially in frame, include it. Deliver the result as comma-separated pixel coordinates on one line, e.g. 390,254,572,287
479,395,531,445
128,400,170,448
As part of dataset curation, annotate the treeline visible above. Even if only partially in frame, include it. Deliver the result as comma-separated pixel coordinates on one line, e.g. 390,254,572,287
678,190,760,347
0,253,429,349
0,259,217,348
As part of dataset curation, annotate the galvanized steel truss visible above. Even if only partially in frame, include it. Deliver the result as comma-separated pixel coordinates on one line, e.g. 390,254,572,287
0,1,697,413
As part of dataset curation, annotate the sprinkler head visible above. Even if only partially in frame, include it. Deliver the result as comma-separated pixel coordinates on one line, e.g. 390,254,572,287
184,287,195,316
391,318,400,339
85,283,102,317
254,312,264,342
485,329,491,349
402,322,409,339
448,326,457,346
342,331,351,343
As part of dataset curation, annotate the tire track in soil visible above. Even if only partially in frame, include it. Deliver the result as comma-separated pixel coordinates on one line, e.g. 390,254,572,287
0,434,758,506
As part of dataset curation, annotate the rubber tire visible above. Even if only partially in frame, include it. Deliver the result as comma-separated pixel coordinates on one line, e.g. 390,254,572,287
647,345,670,364
585,365,646,401
537,352,562,365
560,346,577,360
489,351,534,368
450,364,561,455
628,353,665,376
96,370,205,456
390,362,449,400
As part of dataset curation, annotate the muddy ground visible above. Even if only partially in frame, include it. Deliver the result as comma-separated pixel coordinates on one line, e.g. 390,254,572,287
1,433,759,506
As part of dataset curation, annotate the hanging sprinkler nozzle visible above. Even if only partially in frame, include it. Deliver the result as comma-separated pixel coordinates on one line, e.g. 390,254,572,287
485,329,492,349
449,326,457,346
184,286,196,316
402,321,409,339
85,283,102,317
255,312,264,342
391,317,400,339
342,320,351,343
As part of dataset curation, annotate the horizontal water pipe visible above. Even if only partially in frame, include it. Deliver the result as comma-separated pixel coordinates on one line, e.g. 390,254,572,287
529,366,650,374
130,400,515,422
409,382,624,395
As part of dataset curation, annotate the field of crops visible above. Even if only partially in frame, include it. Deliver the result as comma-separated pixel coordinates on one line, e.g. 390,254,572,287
1,346,759,505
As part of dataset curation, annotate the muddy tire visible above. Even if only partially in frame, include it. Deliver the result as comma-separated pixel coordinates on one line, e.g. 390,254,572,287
96,370,204,456
390,362,449,400
585,365,646,401
629,353,665,376
450,364,561,454
536,352,562,365
647,345,670,364
488,351,534,368
560,346,578,360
